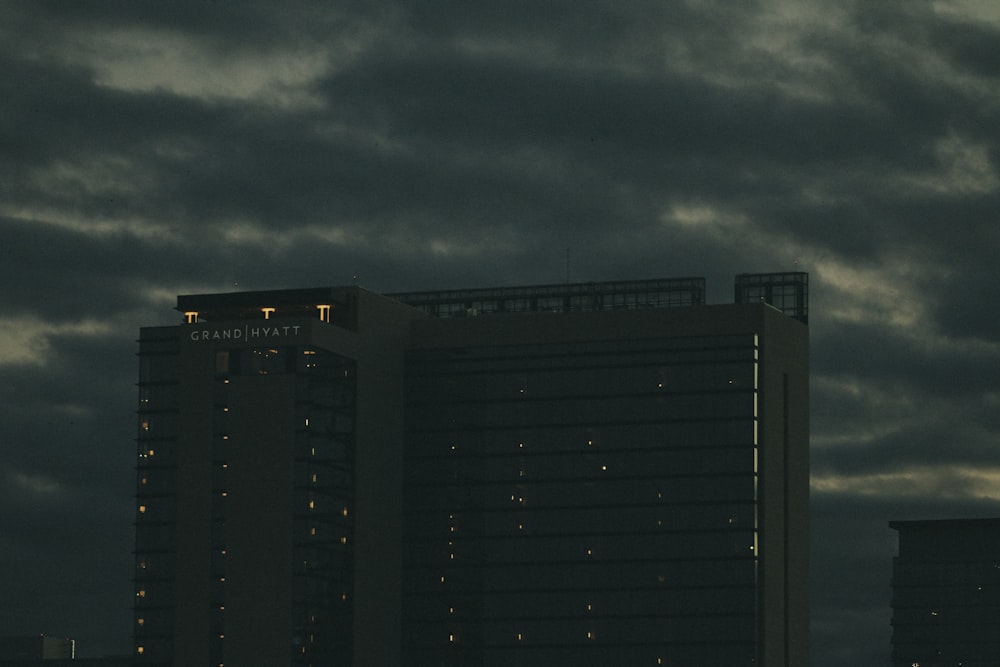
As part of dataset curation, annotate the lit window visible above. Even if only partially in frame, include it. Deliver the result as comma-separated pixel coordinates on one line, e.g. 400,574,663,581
310,527,317,536
137,589,146,598
340,536,347,544
308,500,315,510
440,576,445,583
137,618,144,626
311,474,318,483
138,505,147,514
136,647,144,655
448,633,455,643
587,631,594,640
516,633,522,641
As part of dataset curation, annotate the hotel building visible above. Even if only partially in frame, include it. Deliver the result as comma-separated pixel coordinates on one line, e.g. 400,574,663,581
132,272,809,666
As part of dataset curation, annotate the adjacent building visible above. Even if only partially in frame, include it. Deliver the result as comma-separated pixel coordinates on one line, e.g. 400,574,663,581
133,272,809,666
890,518,1000,666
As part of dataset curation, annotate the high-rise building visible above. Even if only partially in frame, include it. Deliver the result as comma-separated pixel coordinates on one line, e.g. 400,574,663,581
132,273,809,667
890,518,1000,666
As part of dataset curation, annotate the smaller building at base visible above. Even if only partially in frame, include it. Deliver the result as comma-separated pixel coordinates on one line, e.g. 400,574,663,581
0,636,74,661
890,518,1000,666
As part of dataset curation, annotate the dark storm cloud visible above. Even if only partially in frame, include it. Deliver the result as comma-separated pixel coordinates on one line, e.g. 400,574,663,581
3,1,1000,662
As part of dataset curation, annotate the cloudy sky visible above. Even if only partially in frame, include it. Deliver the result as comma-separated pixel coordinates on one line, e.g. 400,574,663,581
2,0,1000,662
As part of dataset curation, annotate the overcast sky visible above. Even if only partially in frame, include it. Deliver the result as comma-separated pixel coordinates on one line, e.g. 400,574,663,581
2,1,1000,662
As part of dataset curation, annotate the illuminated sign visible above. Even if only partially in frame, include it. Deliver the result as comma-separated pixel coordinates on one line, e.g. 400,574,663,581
189,324,303,342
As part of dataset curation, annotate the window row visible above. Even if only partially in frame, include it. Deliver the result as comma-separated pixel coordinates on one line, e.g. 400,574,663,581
406,419,755,454
405,334,755,369
404,612,756,647
405,475,757,509
406,503,755,536
405,530,757,565
404,584,756,619
403,557,755,591
402,642,756,667
406,446,756,482
407,393,755,430
407,362,754,403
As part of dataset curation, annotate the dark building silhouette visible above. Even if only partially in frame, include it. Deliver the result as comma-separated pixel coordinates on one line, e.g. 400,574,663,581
890,518,1000,666
133,273,809,667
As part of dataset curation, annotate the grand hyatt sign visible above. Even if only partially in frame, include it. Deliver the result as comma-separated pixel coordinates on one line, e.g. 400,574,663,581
188,324,303,342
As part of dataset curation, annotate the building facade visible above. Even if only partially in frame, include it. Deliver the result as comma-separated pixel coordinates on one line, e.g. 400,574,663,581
890,518,1000,666
132,273,808,667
